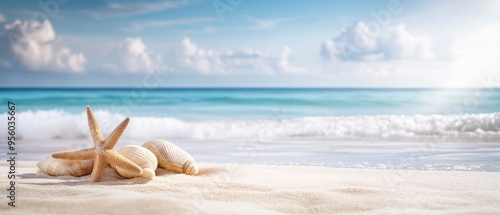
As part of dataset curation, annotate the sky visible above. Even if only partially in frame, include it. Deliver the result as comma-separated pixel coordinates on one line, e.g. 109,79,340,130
0,0,499,88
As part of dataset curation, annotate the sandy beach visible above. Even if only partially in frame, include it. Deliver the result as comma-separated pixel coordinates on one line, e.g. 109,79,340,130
1,162,500,215
2,0,500,213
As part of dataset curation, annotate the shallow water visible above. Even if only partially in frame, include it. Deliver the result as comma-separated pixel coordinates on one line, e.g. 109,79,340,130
13,138,500,172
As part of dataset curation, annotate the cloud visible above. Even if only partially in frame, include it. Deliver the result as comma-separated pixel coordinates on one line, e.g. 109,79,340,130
180,27,216,34
81,1,188,19
278,46,303,74
1,19,86,73
177,38,302,75
246,16,300,29
0,13,5,23
104,37,166,73
122,17,214,32
321,21,434,62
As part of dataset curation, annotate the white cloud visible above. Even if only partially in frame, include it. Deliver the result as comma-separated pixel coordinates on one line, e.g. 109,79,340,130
317,21,500,87
246,16,299,29
192,27,216,34
321,21,435,62
54,48,87,73
178,38,302,75
104,37,166,73
2,19,86,73
0,13,5,23
123,17,214,32
82,1,188,19
278,46,303,74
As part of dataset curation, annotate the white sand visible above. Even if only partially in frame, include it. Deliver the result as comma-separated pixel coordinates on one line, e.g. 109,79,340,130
1,162,500,215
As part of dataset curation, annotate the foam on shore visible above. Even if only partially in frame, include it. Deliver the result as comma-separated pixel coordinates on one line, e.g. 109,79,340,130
0,110,499,141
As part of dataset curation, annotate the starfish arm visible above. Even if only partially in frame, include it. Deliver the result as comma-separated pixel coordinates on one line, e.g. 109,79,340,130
89,155,106,182
104,151,143,175
87,105,104,146
52,148,95,160
103,117,130,149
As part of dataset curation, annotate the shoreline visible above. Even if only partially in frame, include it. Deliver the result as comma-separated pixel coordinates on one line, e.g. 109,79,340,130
5,139,500,172
1,162,500,214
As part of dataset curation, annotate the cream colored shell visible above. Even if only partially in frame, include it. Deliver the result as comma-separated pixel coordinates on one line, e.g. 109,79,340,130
37,156,94,177
143,139,199,175
110,145,158,179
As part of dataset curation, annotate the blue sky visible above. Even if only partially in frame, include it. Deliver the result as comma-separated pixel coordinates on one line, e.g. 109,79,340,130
0,0,499,87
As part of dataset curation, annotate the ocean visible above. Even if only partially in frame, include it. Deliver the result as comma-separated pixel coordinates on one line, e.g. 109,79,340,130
1,88,499,171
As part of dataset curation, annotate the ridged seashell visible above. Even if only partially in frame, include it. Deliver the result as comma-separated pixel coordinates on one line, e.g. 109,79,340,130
110,145,158,179
143,139,199,175
36,156,94,177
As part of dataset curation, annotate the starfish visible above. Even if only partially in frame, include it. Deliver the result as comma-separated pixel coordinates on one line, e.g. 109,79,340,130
52,106,143,182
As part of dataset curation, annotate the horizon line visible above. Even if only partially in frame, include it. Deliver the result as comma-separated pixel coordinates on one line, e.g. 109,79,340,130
1,87,499,90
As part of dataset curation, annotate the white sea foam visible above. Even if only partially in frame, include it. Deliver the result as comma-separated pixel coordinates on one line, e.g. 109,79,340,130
1,110,499,141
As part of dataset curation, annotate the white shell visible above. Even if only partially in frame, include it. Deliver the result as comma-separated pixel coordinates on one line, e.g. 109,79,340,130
143,139,199,175
37,156,94,177
110,145,158,179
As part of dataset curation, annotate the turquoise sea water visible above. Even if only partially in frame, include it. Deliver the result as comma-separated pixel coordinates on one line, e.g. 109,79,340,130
2,88,500,119
1,88,499,171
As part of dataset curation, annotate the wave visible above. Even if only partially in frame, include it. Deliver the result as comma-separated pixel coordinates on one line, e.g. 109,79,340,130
1,110,499,141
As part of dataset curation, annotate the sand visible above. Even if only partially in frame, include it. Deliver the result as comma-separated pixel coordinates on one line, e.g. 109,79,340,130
1,162,500,215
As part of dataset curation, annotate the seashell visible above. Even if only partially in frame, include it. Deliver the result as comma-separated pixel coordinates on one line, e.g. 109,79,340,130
110,145,158,179
143,139,199,175
37,156,94,177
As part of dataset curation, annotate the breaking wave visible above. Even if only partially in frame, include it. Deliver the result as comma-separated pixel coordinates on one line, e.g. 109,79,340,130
1,110,499,141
